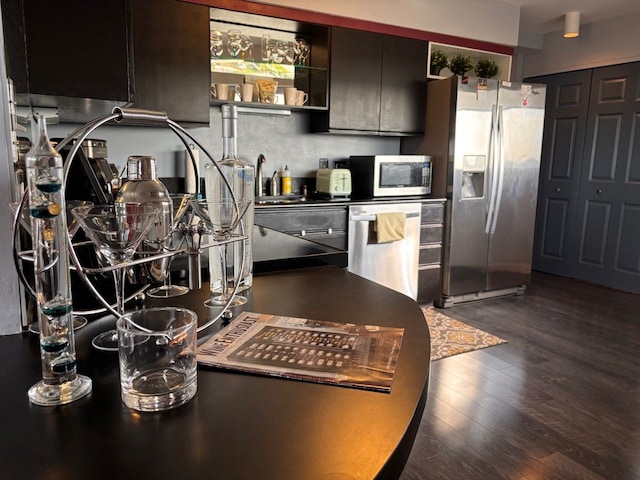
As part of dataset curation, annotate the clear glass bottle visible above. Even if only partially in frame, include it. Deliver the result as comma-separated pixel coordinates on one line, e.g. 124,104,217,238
25,113,92,405
205,104,255,295
116,156,173,284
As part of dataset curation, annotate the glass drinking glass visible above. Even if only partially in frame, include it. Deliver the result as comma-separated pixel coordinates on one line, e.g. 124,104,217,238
72,203,159,351
117,307,198,412
261,34,271,62
146,193,193,299
189,199,251,308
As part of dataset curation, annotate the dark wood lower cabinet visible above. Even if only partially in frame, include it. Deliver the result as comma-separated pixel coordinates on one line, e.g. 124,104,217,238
254,205,348,250
255,200,445,303
417,201,444,304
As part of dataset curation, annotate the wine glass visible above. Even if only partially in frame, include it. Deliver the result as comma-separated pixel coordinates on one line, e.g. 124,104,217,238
295,38,310,66
284,41,297,65
72,203,159,351
271,41,286,64
210,30,224,57
227,29,242,58
239,34,253,61
189,199,251,308
146,193,193,299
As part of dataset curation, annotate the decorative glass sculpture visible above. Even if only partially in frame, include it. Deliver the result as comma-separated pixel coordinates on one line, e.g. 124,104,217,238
25,114,92,405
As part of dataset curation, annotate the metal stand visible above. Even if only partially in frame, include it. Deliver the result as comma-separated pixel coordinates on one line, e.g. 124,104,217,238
12,107,246,334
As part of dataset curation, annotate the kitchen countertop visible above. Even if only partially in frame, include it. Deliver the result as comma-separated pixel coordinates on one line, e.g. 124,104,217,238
0,267,431,480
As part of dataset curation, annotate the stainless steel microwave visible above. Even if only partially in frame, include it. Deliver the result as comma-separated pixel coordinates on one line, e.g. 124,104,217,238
349,155,432,198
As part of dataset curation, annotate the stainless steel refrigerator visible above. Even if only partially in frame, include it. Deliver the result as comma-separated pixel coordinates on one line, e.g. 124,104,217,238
402,75,546,307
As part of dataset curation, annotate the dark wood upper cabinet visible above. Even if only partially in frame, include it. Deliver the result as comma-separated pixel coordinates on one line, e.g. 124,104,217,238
3,0,210,125
323,27,383,132
311,26,427,135
380,35,427,134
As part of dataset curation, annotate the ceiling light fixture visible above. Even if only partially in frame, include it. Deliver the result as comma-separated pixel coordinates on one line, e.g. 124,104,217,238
564,11,580,38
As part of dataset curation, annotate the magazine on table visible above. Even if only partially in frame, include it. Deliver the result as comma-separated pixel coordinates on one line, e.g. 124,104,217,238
197,311,404,393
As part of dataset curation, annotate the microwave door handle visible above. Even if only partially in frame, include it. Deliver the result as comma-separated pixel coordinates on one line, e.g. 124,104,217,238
489,106,505,235
485,104,499,233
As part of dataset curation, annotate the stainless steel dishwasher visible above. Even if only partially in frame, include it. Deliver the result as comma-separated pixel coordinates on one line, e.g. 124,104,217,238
348,203,421,300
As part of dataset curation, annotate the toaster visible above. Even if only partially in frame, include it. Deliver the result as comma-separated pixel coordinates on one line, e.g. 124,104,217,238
315,168,352,197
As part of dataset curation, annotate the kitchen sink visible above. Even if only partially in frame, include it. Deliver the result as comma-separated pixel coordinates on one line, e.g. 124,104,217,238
255,195,305,205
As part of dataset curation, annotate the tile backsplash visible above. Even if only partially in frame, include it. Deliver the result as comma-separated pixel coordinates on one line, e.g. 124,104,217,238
47,106,402,180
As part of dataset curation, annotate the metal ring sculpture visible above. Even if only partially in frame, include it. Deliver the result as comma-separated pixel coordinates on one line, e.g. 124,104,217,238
11,107,245,333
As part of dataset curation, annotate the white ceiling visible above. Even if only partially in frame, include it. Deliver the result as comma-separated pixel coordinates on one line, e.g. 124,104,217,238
506,0,640,35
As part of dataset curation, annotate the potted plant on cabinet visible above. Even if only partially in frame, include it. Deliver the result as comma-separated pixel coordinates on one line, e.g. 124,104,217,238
430,49,449,76
448,53,474,76
474,58,499,78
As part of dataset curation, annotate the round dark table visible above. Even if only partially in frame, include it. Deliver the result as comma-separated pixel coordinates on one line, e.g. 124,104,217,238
0,267,430,480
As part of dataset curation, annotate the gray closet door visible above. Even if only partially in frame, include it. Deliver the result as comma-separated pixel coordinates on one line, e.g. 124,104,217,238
529,62,640,294
571,62,640,293
528,70,591,276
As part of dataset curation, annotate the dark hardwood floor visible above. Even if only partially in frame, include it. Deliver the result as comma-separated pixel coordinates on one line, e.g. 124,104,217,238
401,271,640,480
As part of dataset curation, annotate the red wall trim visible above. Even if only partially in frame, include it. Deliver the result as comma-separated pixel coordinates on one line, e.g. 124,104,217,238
185,0,514,56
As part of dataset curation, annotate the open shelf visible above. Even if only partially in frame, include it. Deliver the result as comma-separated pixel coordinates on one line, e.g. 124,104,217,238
209,11,329,110
428,42,512,81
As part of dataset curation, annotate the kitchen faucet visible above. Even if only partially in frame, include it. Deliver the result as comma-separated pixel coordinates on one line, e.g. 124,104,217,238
256,154,266,197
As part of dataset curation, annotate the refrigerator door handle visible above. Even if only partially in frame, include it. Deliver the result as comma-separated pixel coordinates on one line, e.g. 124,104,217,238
485,104,499,233
489,105,505,234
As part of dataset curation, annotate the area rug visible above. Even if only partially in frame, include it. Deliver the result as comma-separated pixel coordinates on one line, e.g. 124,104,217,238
422,306,507,361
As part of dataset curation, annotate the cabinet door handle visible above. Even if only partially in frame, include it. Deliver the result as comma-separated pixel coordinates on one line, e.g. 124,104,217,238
596,189,603,194
555,187,561,193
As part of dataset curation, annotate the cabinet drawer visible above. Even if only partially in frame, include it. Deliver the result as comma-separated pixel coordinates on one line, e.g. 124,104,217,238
421,203,444,224
255,206,347,234
417,265,441,304
299,232,347,250
420,224,443,244
419,245,442,265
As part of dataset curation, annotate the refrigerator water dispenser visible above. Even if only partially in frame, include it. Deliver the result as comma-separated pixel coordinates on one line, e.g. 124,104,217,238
461,155,486,199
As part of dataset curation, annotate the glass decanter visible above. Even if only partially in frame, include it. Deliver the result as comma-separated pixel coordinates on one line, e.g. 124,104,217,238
204,104,255,308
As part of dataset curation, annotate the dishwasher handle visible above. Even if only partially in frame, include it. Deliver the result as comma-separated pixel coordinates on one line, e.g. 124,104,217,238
349,212,419,222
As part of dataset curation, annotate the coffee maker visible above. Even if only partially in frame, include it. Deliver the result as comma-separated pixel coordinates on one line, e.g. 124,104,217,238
53,138,119,204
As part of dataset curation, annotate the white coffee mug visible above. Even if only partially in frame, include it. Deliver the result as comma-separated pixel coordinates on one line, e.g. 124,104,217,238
228,85,241,101
284,87,298,106
240,83,254,102
295,90,309,106
211,83,229,100
211,83,240,101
